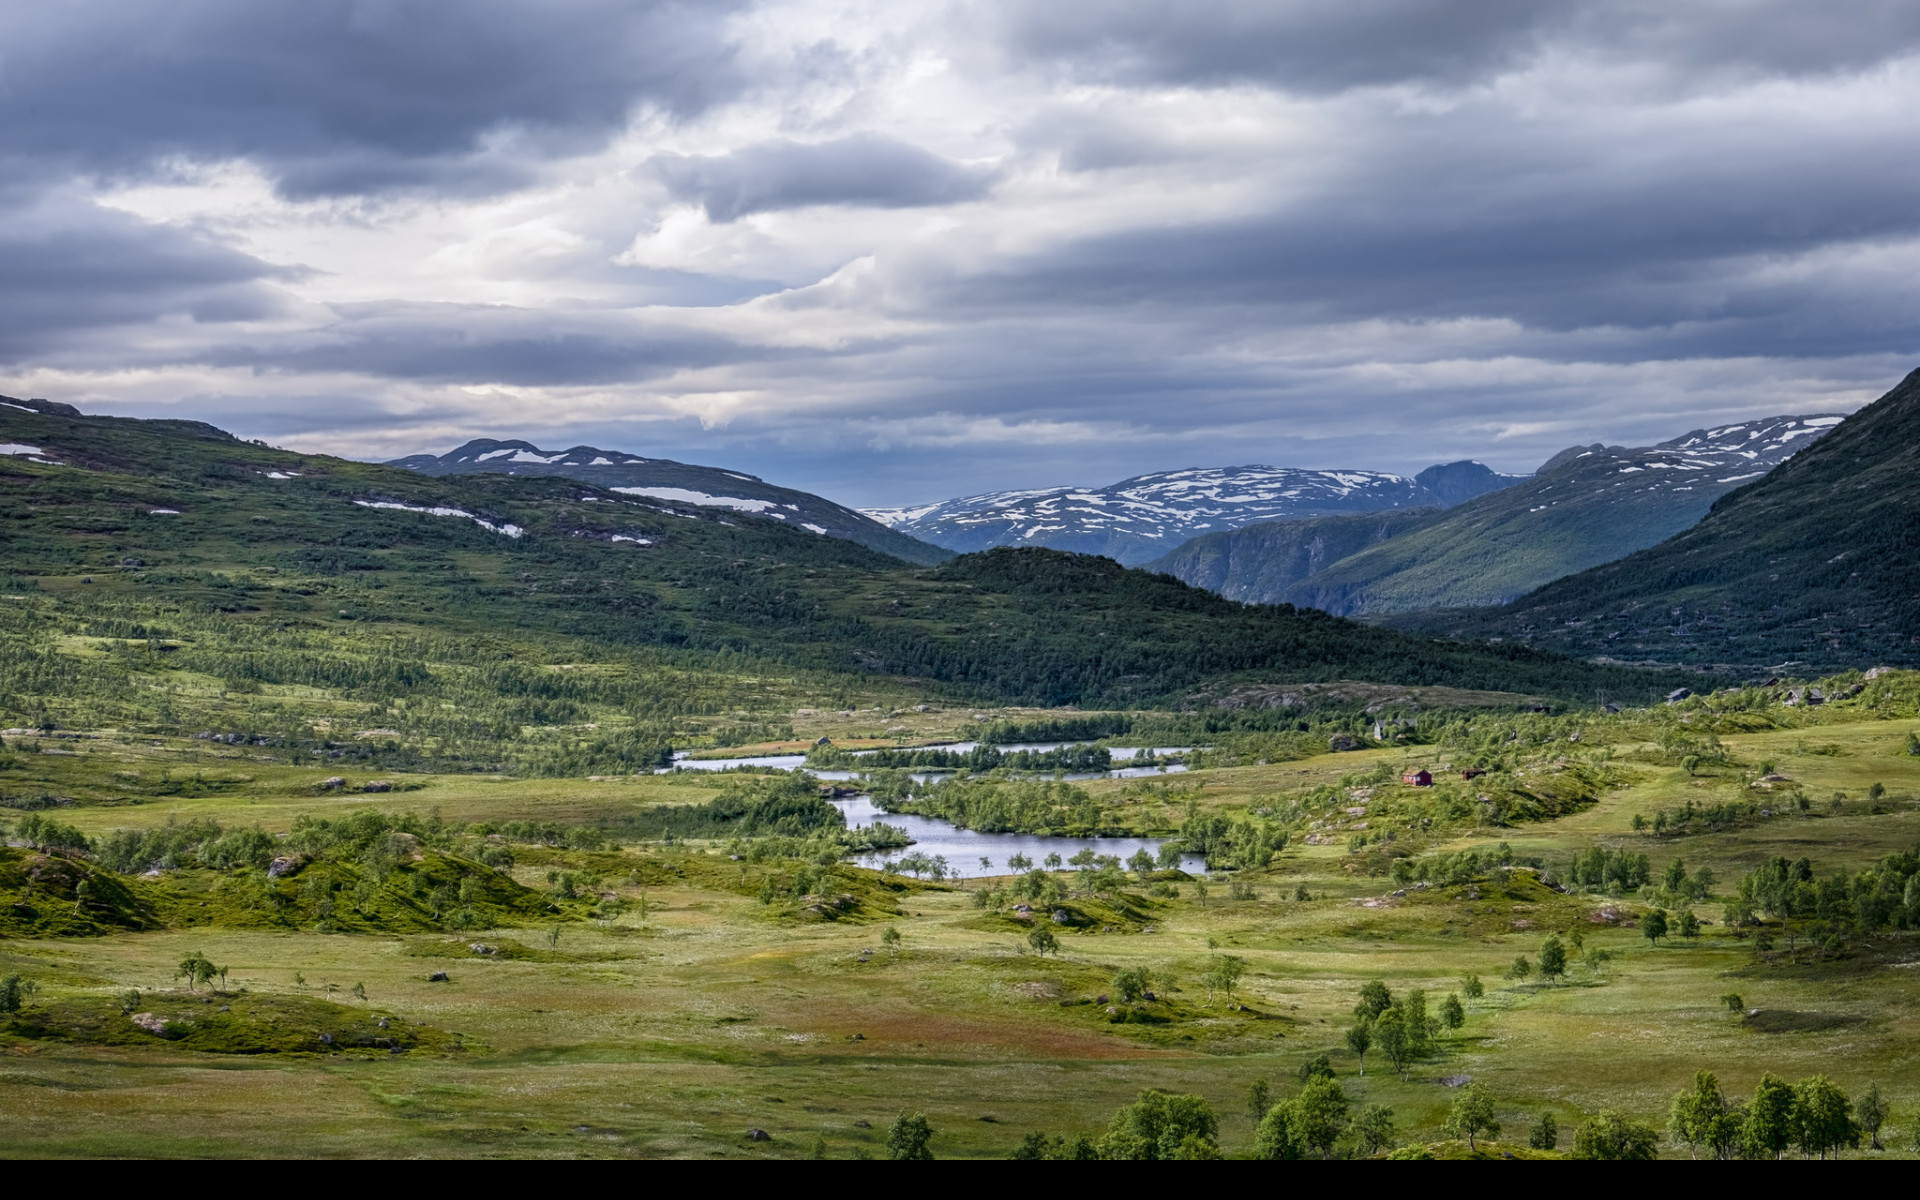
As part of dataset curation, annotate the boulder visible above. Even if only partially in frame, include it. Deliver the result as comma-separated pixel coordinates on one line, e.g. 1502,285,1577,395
427,971,449,982
128,1012,170,1035
266,855,305,879
746,1129,771,1142
319,776,346,790
361,780,393,793
1327,733,1365,752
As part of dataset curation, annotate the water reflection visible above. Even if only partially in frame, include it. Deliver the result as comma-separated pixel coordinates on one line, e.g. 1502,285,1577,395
831,794,1205,880
659,746,1192,782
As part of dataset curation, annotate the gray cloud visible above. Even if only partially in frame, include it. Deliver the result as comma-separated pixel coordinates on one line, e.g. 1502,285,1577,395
650,136,996,222
0,0,744,198
989,0,1920,93
990,0,1553,93
3,0,1919,513
0,186,297,360
199,301,790,386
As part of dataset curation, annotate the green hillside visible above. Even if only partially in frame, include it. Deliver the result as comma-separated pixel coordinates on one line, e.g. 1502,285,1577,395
1145,508,1438,603
0,398,1694,768
391,438,953,566
1403,369,1920,670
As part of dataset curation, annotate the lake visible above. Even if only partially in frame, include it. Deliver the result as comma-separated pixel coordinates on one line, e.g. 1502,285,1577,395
659,745,1193,783
830,793,1205,880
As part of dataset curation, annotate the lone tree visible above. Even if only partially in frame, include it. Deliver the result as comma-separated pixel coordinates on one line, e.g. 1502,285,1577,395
1461,973,1484,1000
1538,936,1567,981
1858,1083,1889,1151
1350,1104,1397,1156
1794,1076,1861,1160
1677,909,1701,941
1205,955,1246,1007
1744,1073,1797,1160
0,973,35,1015
1372,1008,1412,1078
1641,909,1669,946
1668,1070,1729,1159
881,925,902,956
1354,980,1392,1021
1026,926,1058,956
1246,1080,1271,1126
1446,1083,1501,1151
1571,1110,1659,1160
1292,1077,1350,1159
1528,1112,1558,1150
1344,1021,1373,1075
1112,967,1149,1004
886,1112,935,1160
175,952,217,993
1439,993,1466,1036
1507,955,1532,981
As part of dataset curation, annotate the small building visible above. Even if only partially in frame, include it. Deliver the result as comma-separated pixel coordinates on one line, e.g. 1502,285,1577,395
1401,769,1433,787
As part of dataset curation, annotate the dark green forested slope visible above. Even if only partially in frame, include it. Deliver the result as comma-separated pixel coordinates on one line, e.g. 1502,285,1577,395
1400,369,1920,670
0,399,1694,759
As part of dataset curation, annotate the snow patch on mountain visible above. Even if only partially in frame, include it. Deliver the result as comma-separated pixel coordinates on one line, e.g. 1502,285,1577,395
611,486,778,514
868,461,1521,565
354,499,524,538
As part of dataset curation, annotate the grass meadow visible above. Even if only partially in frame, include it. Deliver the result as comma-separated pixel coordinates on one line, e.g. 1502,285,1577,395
5,709,1920,1157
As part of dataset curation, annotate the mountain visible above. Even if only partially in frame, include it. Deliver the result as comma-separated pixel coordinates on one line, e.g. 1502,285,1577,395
0,397,1694,741
1396,370,1920,671
1148,413,1842,615
390,438,951,566
866,460,1520,566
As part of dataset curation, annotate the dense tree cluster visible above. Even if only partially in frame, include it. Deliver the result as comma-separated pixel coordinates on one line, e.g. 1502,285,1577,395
1666,1071,1880,1160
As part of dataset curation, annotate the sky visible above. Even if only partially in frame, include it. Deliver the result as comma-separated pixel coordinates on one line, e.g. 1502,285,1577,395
4,0,1920,508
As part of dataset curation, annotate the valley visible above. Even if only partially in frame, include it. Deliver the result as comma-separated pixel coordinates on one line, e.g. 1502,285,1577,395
5,388,1919,1159
5,683,1920,1157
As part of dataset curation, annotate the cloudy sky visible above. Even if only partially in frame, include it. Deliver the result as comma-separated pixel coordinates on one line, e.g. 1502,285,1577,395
4,0,1919,507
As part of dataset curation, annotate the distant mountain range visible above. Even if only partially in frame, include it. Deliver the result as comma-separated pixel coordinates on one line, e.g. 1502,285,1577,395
1399,372,1920,670
389,439,951,565
1148,414,1843,615
864,460,1520,566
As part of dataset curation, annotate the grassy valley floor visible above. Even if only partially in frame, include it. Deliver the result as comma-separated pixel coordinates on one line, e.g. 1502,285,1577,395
6,695,1920,1157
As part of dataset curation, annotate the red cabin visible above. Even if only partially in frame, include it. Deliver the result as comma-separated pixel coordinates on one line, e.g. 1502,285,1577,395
1401,769,1433,787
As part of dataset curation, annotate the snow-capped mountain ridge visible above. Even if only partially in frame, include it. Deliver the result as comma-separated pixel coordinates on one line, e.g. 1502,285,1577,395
1150,412,1848,616
866,460,1521,566
388,439,950,565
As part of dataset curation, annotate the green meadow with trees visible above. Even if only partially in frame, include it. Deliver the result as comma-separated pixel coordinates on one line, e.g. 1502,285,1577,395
4,402,1920,1157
